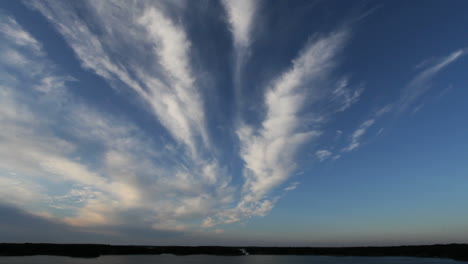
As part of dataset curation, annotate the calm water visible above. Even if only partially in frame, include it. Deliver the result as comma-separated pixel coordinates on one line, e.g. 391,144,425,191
0,255,466,264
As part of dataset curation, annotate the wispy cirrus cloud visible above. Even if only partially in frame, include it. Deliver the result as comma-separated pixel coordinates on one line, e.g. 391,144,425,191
343,119,375,152
24,1,239,230
0,11,232,232
284,182,300,192
137,7,210,154
29,1,209,155
222,0,258,51
2,1,467,245
340,48,466,154
27,2,208,157
0,15,41,52
222,0,259,101
2,1,366,237
399,48,466,112
316,149,333,162
204,29,364,225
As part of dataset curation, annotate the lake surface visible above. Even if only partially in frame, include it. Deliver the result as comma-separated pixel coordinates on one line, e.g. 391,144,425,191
0,255,466,264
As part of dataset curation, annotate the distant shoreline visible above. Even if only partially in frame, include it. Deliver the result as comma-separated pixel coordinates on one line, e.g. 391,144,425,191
1,243,467,262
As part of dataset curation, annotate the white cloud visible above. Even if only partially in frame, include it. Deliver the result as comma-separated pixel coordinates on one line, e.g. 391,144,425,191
343,119,375,152
29,1,209,156
197,30,352,226
201,217,215,228
284,182,300,192
222,0,260,97
0,15,41,53
222,0,258,50
137,8,208,153
3,2,368,233
239,30,347,193
332,154,341,161
34,76,74,93
0,13,234,232
399,49,466,112
375,104,393,117
316,150,332,162
339,48,467,155
332,77,364,112
0,175,49,208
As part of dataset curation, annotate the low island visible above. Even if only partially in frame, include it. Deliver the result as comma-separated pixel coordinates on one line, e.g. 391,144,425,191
0,243,467,262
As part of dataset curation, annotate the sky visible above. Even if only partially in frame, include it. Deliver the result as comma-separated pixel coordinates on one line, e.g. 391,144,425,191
0,0,468,247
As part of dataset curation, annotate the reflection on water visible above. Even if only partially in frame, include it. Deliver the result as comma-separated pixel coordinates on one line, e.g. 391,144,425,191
0,255,466,264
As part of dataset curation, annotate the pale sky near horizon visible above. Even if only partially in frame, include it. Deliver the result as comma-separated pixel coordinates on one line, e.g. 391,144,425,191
1,0,468,246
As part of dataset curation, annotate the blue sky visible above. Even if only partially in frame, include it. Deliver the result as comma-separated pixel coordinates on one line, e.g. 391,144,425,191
1,0,467,246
